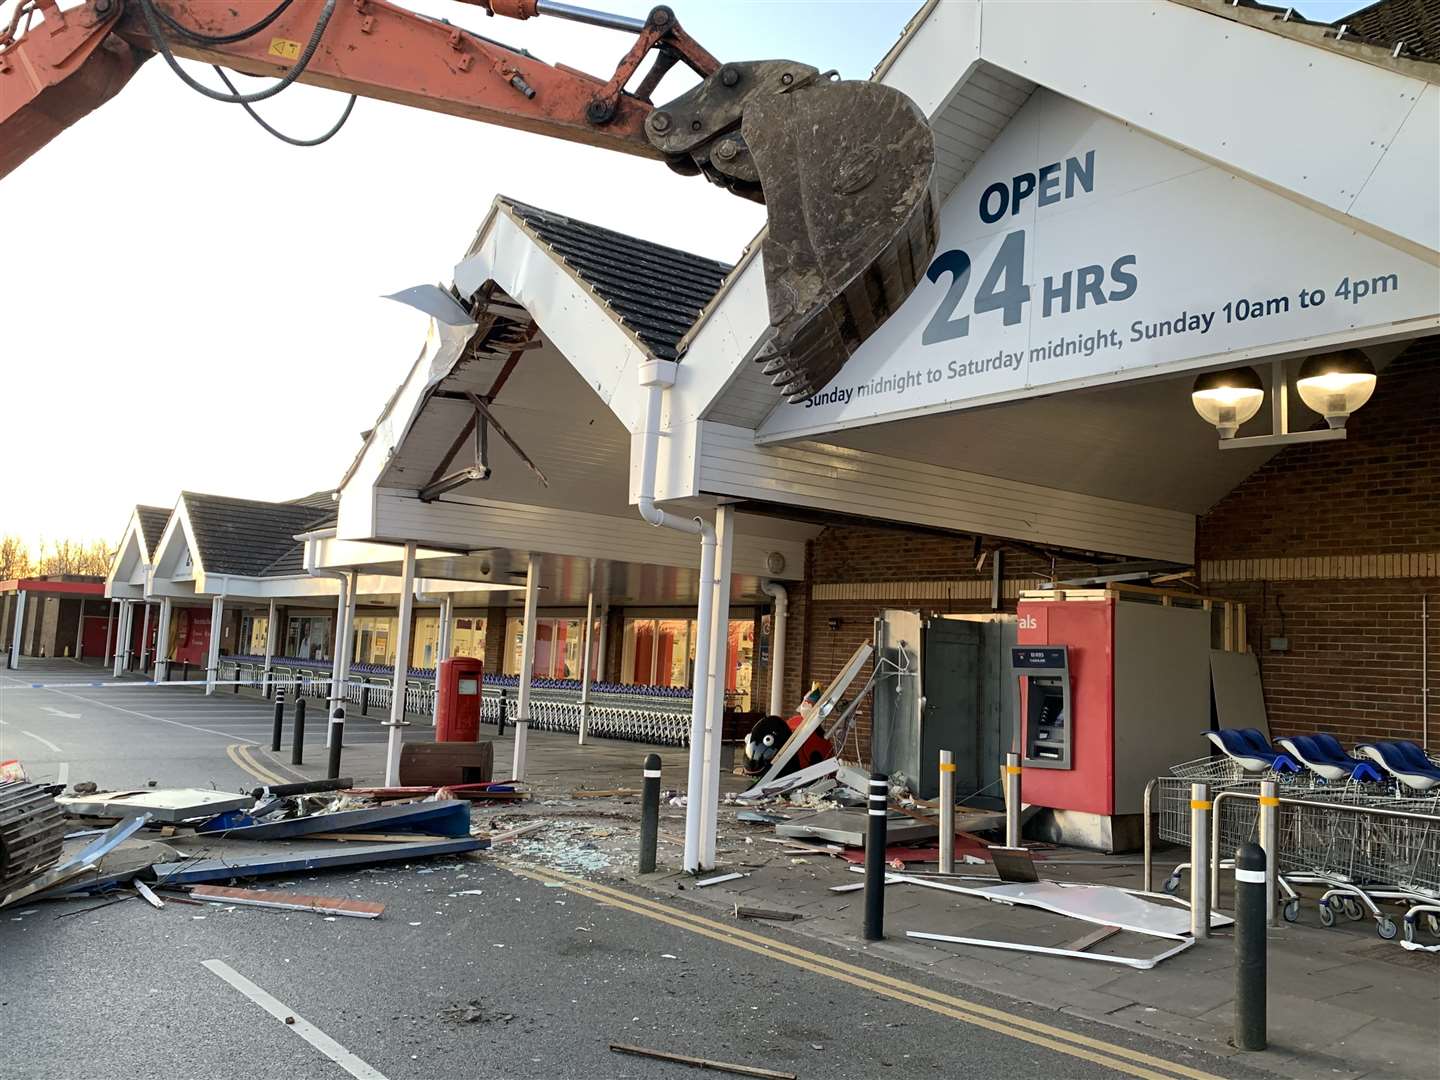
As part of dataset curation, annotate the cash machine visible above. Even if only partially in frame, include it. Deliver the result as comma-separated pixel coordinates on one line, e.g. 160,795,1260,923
1011,590,1211,851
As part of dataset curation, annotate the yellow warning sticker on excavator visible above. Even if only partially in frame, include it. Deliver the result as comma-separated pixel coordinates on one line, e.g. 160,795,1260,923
267,38,302,61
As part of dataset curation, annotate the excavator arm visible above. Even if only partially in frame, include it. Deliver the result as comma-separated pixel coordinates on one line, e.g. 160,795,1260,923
1,0,936,401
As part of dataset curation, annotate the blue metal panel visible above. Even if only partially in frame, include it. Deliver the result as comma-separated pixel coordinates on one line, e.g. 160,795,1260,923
151,837,486,884
206,799,471,840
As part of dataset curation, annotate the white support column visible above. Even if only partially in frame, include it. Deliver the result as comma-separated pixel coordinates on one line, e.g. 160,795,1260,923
682,532,717,873
9,590,27,670
326,572,351,746
383,542,418,787
112,601,130,678
74,598,86,660
154,598,173,681
205,595,224,695
578,560,596,746
699,504,736,869
262,597,278,693
761,582,788,716
137,603,153,672
438,595,454,663
431,593,453,727
102,600,115,667
513,553,541,780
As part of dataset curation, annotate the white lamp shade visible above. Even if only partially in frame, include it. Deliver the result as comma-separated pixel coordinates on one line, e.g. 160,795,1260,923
1192,368,1264,439
1296,350,1377,428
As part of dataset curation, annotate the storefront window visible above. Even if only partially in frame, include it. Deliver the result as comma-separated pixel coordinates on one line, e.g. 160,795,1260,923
619,617,752,707
285,615,333,662
239,614,269,656
450,616,486,660
411,615,439,670
503,617,601,679
352,614,395,667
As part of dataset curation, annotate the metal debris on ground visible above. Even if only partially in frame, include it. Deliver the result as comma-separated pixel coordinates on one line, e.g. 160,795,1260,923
188,884,384,919
132,880,164,909
734,905,801,922
608,1043,798,1080
696,872,747,888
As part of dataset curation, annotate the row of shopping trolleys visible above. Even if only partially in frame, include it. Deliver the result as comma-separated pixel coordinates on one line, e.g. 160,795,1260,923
1154,729,1440,944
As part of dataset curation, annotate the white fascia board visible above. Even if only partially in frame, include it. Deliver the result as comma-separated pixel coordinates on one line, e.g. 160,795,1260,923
972,0,1437,260
371,490,806,581
452,204,654,432
148,499,203,589
352,574,522,597
628,421,701,504
192,574,340,601
311,536,467,572
696,422,1194,564
105,516,147,593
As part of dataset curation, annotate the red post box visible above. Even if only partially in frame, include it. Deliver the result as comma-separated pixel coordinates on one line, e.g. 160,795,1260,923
436,656,484,742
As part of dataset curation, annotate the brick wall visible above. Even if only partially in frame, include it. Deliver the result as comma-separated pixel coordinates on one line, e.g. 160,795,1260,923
1197,336,1440,746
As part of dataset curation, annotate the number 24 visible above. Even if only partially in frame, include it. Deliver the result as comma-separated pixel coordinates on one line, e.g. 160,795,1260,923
922,230,1030,346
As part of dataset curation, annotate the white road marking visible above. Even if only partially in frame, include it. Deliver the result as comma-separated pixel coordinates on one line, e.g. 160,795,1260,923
201,960,389,1080
6,683,259,744
40,706,83,719
56,762,69,787
20,730,62,753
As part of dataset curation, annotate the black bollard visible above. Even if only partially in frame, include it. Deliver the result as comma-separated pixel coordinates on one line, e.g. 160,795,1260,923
639,753,661,873
182,661,190,682
291,697,306,765
327,707,345,780
1234,842,1268,1051
497,689,507,737
863,771,889,941
270,686,287,752
360,683,370,717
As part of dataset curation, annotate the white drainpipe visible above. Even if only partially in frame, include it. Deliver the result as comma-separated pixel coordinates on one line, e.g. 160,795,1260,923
760,581,788,717
637,359,716,873
301,528,350,743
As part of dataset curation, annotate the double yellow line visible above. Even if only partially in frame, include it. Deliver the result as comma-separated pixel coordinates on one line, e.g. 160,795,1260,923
226,743,290,787
511,864,1225,1080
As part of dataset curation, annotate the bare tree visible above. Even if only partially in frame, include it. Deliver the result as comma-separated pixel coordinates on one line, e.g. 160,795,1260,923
35,538,113,577
0,536,33,580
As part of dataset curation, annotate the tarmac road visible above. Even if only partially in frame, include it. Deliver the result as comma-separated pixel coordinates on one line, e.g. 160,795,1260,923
0,662,425,794
0,665,1278,1080
1,852,1279,1080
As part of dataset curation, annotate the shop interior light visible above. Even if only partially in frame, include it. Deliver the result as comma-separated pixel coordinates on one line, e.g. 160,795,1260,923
1296,349,1377,429
1191,367,1265,439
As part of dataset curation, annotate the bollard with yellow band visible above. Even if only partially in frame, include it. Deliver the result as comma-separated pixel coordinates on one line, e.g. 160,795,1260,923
1191,781,1212,939
1258,780,1280,926
1004,753,1022,848
939,751,956,874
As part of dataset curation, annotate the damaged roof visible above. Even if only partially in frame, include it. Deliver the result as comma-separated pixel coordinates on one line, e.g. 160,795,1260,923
502,198,732,361
1343,0,1439,61
136,505,172,558
182,493,335,579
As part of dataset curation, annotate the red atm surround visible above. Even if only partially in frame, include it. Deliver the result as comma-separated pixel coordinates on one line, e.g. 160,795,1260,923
1017,598,1114,817
436,656,484,742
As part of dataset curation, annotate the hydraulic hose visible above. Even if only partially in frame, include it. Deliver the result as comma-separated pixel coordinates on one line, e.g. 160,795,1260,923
139,0,336,105
149,0,296,46
214,67,357,146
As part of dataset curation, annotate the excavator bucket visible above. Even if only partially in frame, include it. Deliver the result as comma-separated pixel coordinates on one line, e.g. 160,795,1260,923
744,77,937,403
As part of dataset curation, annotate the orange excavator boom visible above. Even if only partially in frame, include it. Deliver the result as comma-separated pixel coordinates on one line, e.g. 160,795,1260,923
1,0,937,402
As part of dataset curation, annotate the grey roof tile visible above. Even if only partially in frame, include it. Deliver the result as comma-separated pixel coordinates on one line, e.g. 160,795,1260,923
503,198,733,361
182,493,335,579
136,505,172,558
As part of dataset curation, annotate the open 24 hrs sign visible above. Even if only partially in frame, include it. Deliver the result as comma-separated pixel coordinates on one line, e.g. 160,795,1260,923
759,90,1435,441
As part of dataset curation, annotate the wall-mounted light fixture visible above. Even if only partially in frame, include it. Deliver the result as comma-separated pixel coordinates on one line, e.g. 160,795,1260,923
1192,352,1376,450
1296,349,1377,429
1191,367,1264,440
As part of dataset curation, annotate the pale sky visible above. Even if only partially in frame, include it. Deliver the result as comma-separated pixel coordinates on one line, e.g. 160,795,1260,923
1,0,1366,553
